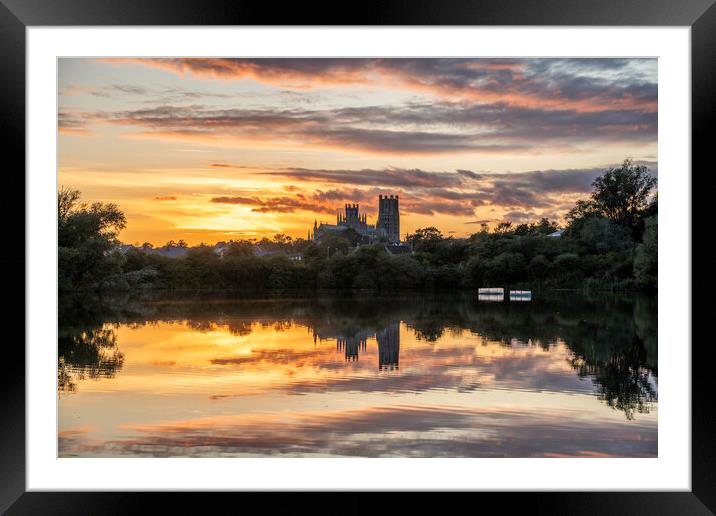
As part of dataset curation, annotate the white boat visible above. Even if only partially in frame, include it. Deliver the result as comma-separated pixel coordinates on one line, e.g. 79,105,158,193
478,287,504,301
509,290,532,301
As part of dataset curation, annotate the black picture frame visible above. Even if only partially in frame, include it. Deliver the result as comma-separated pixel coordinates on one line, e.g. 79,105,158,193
2,0,711,513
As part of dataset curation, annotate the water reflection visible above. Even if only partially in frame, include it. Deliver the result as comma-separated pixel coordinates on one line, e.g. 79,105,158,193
316,321,400,369
377,323,400,370
58,291,657,457
58,326,124,393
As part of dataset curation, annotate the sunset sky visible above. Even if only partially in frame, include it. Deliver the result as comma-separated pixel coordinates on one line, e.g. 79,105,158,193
58,58,657,245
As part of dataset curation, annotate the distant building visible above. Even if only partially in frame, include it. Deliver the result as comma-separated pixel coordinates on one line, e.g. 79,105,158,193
548,229,564,238
118,243,189,258
154,246,189,258
377,195,400,243
309,195,401,244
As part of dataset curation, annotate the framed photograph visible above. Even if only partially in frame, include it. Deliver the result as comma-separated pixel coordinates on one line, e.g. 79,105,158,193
4,0,712,512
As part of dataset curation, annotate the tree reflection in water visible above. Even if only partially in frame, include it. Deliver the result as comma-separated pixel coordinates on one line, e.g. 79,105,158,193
58,326,124,393
58,294,129,393
58,290,657,417
569,337,657,420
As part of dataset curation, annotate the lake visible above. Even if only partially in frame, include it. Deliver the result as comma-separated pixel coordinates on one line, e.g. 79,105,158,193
58,291,657,457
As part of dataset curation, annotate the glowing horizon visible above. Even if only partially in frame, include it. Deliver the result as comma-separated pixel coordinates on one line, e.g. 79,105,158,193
58,58,657,246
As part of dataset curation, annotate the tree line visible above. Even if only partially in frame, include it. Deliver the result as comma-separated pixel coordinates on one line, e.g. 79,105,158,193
58,159,657,292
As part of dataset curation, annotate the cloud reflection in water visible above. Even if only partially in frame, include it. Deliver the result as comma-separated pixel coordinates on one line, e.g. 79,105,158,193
58,292,657,457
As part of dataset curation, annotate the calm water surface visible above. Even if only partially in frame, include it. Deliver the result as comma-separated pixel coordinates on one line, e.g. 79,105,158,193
58,292,657,457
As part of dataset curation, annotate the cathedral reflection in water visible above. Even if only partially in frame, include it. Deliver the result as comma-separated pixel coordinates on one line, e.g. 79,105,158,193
315,322,400,370
376,322,400,370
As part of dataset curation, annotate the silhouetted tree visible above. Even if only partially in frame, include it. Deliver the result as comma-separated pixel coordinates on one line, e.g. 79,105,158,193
567,159,657,239
58,187,127,290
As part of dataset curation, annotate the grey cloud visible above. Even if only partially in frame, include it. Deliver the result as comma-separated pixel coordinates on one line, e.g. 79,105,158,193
69,93,656,152
267,167,463,188
503,210,539,222
88,83,232,103
58,112,86,129
126,58,656,110
268,165,611,195
242,163,654,216
210,195,335,214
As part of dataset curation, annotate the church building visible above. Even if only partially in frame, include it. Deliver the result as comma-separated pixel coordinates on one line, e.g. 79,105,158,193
309,195,401,244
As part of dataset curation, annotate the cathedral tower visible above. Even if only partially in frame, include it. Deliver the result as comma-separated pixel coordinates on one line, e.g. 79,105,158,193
377,195,400,243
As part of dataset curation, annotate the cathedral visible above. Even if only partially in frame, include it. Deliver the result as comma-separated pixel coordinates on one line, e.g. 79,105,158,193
309,194,401,244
